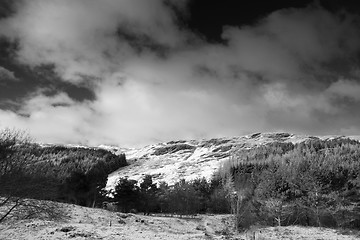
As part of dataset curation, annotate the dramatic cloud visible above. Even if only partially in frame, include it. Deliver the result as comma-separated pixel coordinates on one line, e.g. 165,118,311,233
0,0,189,82
0,2,360,146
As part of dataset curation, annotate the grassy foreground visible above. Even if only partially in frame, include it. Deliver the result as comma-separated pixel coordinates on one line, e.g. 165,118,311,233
1,201,360,240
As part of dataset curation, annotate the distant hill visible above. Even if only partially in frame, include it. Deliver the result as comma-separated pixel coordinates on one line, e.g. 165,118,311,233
37,132,360,190
105,133,360,189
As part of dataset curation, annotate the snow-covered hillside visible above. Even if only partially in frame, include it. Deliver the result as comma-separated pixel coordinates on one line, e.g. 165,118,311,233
38,132,360,190
106,133,360,189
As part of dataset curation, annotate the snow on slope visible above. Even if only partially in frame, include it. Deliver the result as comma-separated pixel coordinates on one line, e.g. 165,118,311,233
39,132,360,190
106,133,360,190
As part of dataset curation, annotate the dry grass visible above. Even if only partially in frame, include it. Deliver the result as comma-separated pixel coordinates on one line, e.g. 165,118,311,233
1,202,360,239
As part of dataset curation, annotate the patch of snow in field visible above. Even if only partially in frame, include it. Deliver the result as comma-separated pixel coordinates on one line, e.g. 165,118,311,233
2,201,360,240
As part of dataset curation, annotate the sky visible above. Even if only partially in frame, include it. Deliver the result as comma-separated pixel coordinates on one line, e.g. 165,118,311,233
0,0,360,147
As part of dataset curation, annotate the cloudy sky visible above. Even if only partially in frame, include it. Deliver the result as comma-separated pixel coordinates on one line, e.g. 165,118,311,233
0,0,360,147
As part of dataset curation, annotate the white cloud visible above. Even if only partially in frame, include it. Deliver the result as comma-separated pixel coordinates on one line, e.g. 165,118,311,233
0,0,188,82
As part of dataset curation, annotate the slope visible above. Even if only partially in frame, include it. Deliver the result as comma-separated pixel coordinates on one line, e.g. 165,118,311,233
106,133,360,189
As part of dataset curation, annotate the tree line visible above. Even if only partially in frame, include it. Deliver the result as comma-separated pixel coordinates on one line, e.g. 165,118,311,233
0,129,127,222
217,138,360,230
111,175,231,215
25,144,127,206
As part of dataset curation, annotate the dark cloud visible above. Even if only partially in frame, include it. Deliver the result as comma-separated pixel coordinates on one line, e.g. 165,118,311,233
0,0,19,19
0,66,17,82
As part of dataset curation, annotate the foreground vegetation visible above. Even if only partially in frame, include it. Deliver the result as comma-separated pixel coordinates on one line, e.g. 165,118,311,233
4,203,358,240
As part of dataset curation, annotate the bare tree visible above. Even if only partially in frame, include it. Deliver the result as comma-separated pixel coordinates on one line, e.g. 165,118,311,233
0,128,65,223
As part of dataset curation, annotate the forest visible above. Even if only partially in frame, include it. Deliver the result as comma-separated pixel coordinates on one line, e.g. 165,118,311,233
218,138,360,230
0,128,127,221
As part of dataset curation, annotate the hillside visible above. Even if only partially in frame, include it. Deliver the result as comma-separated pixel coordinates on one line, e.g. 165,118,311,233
2,132,360,239
106,133,360,189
